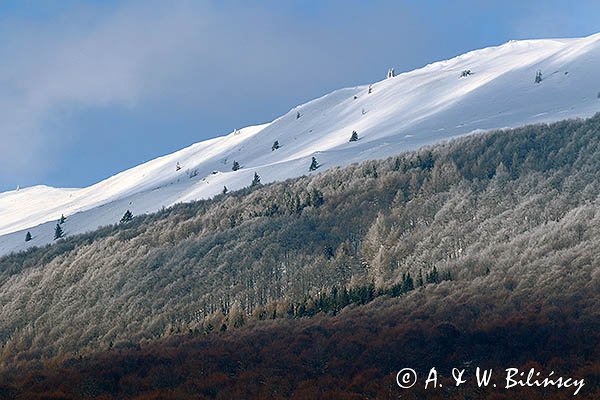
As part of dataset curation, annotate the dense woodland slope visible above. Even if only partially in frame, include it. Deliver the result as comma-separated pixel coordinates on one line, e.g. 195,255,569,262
0,115,600,398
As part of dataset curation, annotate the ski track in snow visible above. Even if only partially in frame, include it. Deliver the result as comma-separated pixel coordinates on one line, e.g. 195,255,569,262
2,33,600,256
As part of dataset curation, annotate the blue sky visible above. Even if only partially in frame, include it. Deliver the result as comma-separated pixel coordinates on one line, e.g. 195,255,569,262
1,0,599,191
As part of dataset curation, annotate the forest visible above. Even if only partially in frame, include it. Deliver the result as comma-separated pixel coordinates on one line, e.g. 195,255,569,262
0,114,599,398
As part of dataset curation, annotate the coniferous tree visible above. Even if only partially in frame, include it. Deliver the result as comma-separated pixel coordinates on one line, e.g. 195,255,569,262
309,157,319,171
272,140,280,151
535,70,543,84
389,282,403,297
426,266,440,284
402,272,414,292
340,287,350,308
25,231,32,242
295,302,306,318
232,161,241,171
443,270,453,281
54,224,64,240
349,131,359,142
251,172,261,187
59,214,66,224
222,186,228,195
417,269,424,287
296,111,301,119
120,210,133,224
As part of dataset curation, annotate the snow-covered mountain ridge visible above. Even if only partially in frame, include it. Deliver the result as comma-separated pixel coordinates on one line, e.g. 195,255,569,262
2,32,600,256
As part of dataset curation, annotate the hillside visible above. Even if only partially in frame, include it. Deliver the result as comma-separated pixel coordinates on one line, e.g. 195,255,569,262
0,114,599,398
2,32,600,256
1,115,599,365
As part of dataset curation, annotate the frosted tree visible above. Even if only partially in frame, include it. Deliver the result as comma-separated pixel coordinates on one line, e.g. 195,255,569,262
272,140,280,151
232,161,241,171
309,156,319,171
120,210,134,224
386,68,395,79
59,214,66,224
349,131,359,142
368,85,373,94
54,224,64,240
535,70,543,84
251,172,261,187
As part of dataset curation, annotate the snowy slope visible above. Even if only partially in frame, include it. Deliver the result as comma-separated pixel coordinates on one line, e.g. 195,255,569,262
2,32,600,256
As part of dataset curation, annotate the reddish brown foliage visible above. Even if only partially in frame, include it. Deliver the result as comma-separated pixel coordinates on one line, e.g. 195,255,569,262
1,298,599,399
